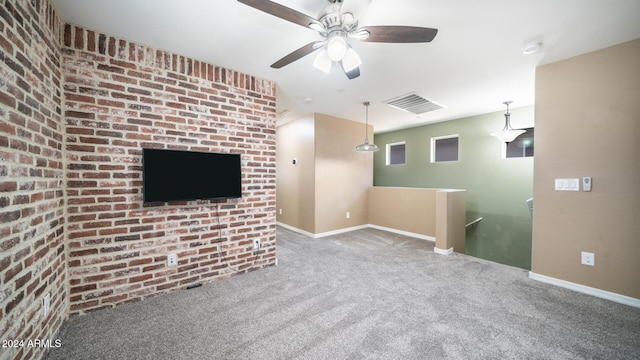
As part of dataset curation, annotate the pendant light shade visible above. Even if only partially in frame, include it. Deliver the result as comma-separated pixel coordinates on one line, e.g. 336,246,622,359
312,49,332,74
491,101,526,142
341,47,362,72
326,34,348,61
313,34,362,75
355,101,379,152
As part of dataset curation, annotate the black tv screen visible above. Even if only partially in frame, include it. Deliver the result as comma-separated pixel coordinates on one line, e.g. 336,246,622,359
142,148,242,203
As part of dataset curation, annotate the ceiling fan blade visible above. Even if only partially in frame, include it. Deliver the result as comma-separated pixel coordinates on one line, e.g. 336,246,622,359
344,66,360,80
358,26,438,43
238,0,321,29
271,41,324,69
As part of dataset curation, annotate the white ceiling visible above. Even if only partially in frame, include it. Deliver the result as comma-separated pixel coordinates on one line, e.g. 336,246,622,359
51,0,640,133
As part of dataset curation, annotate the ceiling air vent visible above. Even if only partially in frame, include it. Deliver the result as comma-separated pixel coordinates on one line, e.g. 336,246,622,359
384,93,443,114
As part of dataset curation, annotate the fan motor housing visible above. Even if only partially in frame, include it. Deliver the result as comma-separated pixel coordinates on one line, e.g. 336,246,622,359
318,3,343,28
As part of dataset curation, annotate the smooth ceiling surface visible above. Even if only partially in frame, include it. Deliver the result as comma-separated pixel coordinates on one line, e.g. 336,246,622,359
50,0,640,132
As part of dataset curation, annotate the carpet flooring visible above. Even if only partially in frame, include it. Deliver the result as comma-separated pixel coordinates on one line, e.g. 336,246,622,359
46,226,640,359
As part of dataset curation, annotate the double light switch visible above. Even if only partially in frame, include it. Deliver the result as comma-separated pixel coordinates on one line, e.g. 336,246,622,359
555,177,592,192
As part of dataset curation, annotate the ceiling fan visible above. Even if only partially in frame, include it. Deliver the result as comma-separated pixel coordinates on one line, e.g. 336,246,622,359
237,0,438,79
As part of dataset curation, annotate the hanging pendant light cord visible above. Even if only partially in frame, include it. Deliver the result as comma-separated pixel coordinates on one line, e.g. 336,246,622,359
364,101,369,142
502,101,513,130
355,101,378,152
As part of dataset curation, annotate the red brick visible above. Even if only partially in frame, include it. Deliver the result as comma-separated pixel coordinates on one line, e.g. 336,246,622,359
4,262,23,283
74,26,84,49
87,29,96,51
0,19,270,322
5,290,25,315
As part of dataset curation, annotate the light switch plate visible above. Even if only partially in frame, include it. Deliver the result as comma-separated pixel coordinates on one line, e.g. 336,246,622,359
555,178,580,191
554,179,564,190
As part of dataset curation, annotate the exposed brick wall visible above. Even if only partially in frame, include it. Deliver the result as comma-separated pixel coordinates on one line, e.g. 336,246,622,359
1,1,276,358
0,1,66,360
61,25,277,315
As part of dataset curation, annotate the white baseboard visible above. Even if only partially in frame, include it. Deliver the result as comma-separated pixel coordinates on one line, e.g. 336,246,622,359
276,222,368,238
529,272,640,308
276,222,315,238
367,224,435,242
312,225,369,238
276,222,436,242
434,247,453,255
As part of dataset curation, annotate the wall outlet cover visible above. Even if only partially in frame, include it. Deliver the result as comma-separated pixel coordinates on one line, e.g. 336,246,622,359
167,254,177,267
43,293,50,317
581,251,595,266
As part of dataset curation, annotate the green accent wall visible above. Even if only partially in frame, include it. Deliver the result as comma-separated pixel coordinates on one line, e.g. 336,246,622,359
373,106,534,269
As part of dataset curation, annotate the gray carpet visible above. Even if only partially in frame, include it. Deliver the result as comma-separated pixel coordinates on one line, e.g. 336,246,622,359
47,226,640,359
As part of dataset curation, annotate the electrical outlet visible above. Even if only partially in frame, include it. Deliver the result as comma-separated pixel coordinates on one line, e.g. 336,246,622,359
253,239,260,250
581,252,595,266
167,254,177,267
43,293,50,317
346,211,350,219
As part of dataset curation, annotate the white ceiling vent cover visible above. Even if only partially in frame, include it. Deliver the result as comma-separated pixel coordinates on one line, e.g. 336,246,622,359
385,93,443,114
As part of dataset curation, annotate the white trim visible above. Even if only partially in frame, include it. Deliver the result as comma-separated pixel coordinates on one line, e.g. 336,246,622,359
276,222,315,238
367,224,435,242
529,272,640,308
277,222,436,242
312,225,369,238
434,247,453,255
276,222,369,239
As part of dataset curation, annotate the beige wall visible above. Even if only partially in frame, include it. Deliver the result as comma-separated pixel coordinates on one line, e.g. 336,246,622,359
369,187,466,253
314,114,373,233
276,113,373,234
276,116,316,233
435,190,467,253
533,39,640,299
368,187,437,237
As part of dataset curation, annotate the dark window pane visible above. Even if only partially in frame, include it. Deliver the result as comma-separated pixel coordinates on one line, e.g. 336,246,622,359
389,143,405,165
506,128,534,158
435,137,458,162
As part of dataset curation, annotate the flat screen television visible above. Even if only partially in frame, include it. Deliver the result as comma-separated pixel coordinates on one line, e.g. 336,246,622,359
142,148,242,204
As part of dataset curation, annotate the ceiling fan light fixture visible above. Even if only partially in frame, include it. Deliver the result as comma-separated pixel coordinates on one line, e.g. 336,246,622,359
341,47,361,72
309,22,326,33
236,0,438,81
341,12,355,25
490,101,526,143
313,49,332,74
327,34,348,61
350,29,370,40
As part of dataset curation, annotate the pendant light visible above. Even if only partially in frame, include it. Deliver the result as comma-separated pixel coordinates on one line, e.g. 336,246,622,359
490,101,526,143
355,101,379,152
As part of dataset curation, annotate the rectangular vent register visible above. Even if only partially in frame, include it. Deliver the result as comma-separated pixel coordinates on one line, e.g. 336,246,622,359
385,93,443,114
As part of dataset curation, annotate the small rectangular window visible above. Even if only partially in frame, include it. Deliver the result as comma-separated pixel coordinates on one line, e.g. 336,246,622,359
505,128,534,158
386,142,406,165
431,135,459,162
